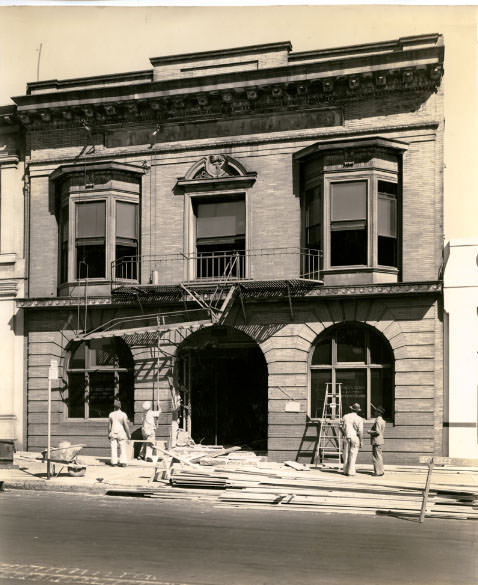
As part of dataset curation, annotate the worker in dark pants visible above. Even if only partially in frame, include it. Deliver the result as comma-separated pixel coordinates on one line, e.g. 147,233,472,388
368,406,386,476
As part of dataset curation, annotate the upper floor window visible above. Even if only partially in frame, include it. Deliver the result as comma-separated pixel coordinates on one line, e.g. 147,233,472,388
176,154,256,282
66,337,134,420
298,137,407,281
52,161,144,285
310,323,394,421
193,195,245,279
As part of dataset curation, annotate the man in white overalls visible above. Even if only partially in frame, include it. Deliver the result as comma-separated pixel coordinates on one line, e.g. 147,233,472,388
341,403,364,476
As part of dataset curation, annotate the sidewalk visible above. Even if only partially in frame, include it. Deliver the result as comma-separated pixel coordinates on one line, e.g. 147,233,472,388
2,451,478,519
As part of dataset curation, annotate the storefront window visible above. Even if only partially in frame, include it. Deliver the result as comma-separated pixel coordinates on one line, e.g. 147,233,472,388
66,338,134,419
310,323,394,420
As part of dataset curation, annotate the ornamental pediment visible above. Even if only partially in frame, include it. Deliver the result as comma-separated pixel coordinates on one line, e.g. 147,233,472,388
176,154,256,193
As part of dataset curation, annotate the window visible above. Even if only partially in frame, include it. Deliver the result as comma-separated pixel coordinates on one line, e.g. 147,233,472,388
310,323,394,420
193,196,245,279
115,201,138,280
53,162,143,285
66,338,134,419
76,201,106,278
305,186,322,250
299,138,406,275
377,180,398,267
330,181,367,266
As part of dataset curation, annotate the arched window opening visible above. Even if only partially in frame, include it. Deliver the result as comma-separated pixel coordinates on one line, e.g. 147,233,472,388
310,323,394,421
66,338,134,419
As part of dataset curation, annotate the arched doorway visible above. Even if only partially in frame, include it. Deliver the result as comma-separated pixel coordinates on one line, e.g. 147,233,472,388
176,326,268,452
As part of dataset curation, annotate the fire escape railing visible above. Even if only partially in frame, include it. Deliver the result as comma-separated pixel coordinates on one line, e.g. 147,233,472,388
111,247,322,288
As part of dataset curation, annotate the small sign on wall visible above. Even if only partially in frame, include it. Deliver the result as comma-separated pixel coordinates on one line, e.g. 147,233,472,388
48,359,59,381
285,401,301,412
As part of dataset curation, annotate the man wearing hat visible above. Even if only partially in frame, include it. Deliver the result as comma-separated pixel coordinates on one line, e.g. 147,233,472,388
368,406,386,476
341,403,364,476
140,401,161,462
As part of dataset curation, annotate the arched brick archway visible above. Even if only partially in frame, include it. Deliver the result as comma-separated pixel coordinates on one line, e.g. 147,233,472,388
176,325,268,450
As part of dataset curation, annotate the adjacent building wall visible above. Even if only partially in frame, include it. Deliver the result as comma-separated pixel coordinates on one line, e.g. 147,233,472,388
0,126,25,448
443,238,478,458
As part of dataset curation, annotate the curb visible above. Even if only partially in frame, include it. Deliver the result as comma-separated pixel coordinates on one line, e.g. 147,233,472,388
2,479,109,495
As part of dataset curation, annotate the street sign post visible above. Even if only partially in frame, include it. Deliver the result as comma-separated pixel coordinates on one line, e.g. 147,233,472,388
47,360,59,480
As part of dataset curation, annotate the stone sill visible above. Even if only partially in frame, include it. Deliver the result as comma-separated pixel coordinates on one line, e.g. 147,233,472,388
0,253,17,265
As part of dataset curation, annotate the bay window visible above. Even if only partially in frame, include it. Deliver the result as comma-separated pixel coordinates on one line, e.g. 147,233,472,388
53,161,143,288
298,137,407,283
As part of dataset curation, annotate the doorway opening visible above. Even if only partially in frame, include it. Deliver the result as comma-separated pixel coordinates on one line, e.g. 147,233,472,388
176,326,268,452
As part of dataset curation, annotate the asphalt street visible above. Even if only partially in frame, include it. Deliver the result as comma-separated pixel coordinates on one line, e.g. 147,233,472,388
0,490,476,585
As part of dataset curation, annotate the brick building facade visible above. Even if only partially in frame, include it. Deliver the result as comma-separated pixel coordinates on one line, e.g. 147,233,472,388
3,34,445,462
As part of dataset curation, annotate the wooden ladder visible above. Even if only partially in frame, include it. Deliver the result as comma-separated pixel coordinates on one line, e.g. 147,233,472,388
315,383,343,467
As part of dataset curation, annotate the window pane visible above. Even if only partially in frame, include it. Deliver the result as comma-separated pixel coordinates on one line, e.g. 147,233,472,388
89,339,117,367
61,207,69,242
89,372,115,418
306,187,322,248
378,196,397,238
331,229,367,266
61,241,69,283
337,327,365,362
306,187,322,225
378,236,397,267
68,373,85,418
371,368,393,420
312,337,332,365
311,370,331,419
116,201,138,240
60,208,69,283
337,369,367,413
369,331,392,364
69,343,86,369
115,245,137,279
196,200,245,239
196,244,245,279
331,181,367,221
118,371,134,420
76,244,105,278
378,180,397,197
76,201,105,238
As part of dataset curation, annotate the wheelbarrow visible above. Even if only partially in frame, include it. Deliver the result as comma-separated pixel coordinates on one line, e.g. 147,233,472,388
41,444,87,477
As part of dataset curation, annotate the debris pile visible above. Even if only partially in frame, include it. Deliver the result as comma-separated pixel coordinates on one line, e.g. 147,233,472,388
109,443,478,520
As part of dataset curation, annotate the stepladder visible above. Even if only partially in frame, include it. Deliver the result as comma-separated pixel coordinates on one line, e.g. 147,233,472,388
315,383,343,467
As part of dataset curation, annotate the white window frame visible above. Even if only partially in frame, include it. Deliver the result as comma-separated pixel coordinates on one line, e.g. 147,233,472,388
319,170,398,271
61,191,139,283
185,189,249,281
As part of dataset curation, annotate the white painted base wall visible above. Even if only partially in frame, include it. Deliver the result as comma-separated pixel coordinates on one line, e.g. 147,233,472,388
0,299,24,449
444,238,478,458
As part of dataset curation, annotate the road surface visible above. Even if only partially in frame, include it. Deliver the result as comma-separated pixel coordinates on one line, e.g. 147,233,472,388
0,490,476,585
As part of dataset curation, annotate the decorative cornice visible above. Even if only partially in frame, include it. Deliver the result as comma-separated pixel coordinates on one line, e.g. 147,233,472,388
17,296,115,308
16,280,442,309
305,281,442,298
3,63,443,131
50,159,147,182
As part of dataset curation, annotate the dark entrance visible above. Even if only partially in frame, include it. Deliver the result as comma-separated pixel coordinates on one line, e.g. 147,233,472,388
176,326,268,452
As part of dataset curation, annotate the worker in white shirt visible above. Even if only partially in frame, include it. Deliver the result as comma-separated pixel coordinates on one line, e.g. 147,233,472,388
108,399,131,467
341,403,364,476
140,401,161,462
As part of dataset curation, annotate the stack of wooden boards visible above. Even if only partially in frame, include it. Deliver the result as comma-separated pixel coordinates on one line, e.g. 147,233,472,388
167,461,478,520
104,444,478,520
